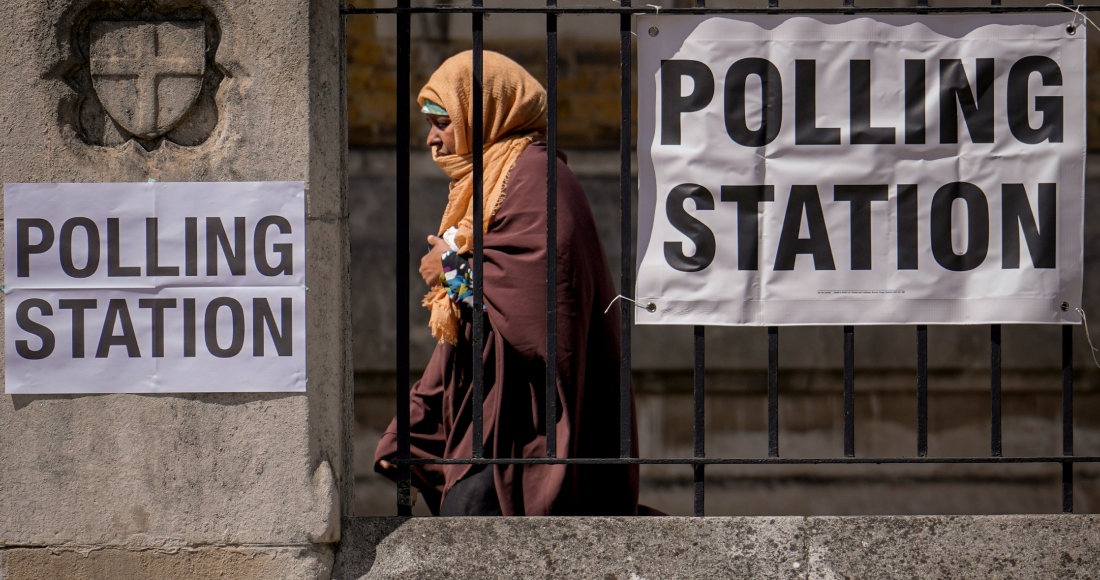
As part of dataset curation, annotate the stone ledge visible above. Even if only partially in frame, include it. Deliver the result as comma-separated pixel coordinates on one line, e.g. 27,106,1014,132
335,514,1100,579
0,545,333,580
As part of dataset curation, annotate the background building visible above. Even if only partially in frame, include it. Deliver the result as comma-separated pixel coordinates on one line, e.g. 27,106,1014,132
348,0,1100,516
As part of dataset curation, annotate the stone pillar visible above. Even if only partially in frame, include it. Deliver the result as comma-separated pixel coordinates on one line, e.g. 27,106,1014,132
0,1,348,578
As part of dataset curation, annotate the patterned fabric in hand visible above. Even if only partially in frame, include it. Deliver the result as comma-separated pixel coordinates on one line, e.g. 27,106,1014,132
440,250,474,307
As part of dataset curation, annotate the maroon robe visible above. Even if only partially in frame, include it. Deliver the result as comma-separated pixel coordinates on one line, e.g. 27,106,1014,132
375,143,639,516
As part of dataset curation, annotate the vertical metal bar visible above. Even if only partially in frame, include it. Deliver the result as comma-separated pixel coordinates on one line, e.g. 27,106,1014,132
843,325,855,457
693,326,705,517
471,3,485,459
917,0,928,7
990,0,1002,6
917,325,928,457
768,327,779,457
769,0,778,8
395,0,412,517
618,0,633,459
1062,325,1074,513
695,0,705,8
991,325,1002,457
545,1,559,459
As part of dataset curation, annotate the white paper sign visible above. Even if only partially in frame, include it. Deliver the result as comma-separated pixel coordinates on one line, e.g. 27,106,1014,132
4,182,307,393
636,15,1085,326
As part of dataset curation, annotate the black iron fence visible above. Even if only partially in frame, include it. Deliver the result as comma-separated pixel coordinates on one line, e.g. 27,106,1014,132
343,0,1100,517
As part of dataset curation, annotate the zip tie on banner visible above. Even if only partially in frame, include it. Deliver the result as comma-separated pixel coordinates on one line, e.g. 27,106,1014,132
646,4,660,15
605,294,657,314
612,0,640,34
607,0,640,36
1074,307,1100,370
1046,3,1100,34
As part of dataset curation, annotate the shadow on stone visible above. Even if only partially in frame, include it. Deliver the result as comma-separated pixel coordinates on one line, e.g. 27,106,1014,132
334,516,410,579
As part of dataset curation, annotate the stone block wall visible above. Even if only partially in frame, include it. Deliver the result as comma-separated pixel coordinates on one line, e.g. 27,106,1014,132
334,515,1100,579
1,1,349,578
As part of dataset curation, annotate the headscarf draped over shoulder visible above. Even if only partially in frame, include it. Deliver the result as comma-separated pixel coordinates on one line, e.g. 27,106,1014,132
419,50,548,344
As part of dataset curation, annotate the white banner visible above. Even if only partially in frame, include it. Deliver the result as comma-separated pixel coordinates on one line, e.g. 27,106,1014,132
4,182,307,393
636,15,1085,326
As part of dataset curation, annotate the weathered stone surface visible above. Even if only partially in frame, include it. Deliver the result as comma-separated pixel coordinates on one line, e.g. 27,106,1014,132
1,545,333,580
88,20,206,140
335,516,805,580
805,515,1100,579
335,515,1100,579
0,0,348,564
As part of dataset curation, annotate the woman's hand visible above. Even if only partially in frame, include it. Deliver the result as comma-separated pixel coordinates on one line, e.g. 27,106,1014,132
419,235,452,287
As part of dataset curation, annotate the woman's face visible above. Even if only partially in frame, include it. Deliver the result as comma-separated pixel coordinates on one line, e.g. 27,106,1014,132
425,114,456,156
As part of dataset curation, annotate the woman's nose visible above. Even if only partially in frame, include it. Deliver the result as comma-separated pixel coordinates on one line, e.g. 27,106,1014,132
427,127,441,147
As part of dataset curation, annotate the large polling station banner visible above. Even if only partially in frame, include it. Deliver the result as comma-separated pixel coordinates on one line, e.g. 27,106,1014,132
635,15,1085,326
4,182,306,394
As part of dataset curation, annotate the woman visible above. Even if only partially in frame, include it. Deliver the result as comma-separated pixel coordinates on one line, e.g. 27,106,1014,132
374,50,639,516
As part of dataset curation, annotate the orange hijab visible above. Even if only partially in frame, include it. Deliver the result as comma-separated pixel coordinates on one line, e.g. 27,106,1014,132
419,51,547,344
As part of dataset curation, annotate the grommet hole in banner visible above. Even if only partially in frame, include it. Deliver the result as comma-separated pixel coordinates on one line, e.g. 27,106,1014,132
1046,3,1100,35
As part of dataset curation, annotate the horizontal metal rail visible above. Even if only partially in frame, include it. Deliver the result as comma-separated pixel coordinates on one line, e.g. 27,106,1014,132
344,5,1098,14
390,456,1100,466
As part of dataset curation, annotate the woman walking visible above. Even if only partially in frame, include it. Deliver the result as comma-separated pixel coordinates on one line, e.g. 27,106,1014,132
375,50,638,516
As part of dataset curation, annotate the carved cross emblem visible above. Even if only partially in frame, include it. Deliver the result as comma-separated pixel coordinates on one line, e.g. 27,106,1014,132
89,21,206,140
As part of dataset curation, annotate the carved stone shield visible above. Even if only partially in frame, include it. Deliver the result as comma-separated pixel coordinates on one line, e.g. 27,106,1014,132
89,21,206,140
